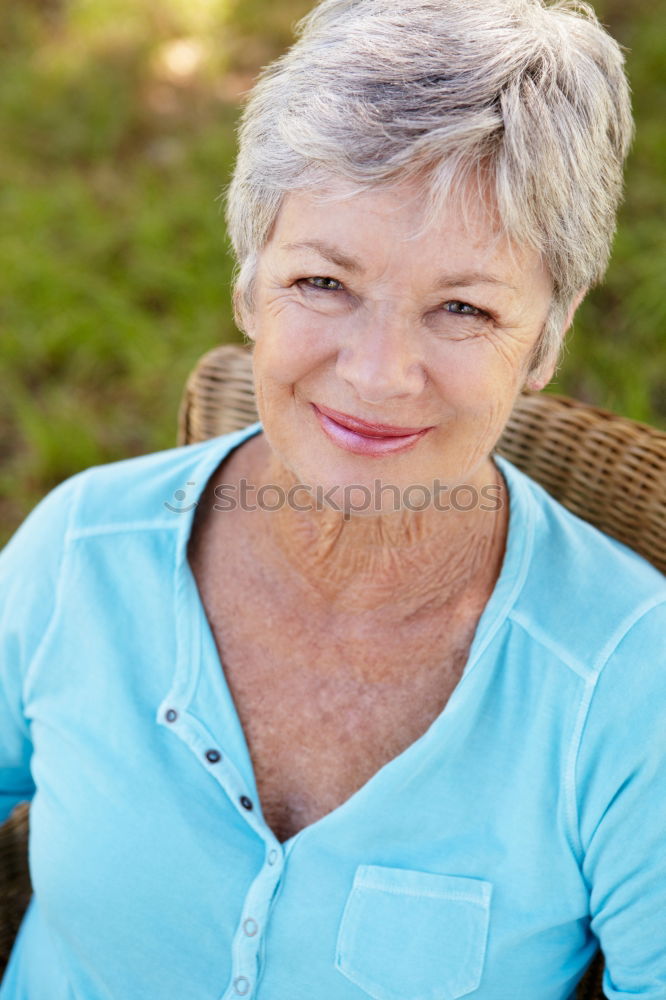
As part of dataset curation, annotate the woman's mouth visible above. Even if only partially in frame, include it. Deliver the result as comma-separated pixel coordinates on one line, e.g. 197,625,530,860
313,404,433,457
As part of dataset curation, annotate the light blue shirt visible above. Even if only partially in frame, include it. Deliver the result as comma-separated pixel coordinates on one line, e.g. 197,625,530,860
1,422,665,1000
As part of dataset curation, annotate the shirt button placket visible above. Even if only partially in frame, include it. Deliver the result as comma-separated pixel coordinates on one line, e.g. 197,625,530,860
222,839,283,999
162,710,277,999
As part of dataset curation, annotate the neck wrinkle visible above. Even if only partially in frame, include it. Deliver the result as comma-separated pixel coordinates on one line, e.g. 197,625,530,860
253,448,508,620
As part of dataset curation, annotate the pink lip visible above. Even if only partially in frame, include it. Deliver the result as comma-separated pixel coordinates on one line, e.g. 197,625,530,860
313,404,433,457
315,405,430,438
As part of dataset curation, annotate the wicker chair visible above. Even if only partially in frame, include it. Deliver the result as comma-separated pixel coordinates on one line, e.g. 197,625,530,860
2,344,665,994
0,803,29,979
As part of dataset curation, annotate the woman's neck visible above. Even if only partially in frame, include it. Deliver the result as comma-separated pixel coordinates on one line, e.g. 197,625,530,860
222,434,508,621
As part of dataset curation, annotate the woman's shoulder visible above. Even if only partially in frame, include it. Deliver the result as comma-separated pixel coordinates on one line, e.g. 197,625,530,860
12,424,262,543
72,429,252,530
497,456,666,679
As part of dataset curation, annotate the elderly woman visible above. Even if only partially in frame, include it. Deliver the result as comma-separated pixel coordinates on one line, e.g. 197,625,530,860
1,0,665,998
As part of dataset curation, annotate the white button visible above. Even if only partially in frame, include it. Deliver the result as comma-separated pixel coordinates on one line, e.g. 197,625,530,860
267,849,279,865
243,917,258,936
234,976,250,996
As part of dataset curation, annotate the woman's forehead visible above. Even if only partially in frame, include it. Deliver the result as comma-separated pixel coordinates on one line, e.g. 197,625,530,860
272,169,508,240
266,181,545,288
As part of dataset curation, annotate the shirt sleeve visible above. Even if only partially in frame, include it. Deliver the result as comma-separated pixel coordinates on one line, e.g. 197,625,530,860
575,600,666,999
0,474,85,823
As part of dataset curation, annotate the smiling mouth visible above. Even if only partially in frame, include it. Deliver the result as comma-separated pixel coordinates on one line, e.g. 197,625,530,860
312,404,433,456
315,405,430,437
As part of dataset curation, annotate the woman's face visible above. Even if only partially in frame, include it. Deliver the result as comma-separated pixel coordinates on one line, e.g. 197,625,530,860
243,181,554,503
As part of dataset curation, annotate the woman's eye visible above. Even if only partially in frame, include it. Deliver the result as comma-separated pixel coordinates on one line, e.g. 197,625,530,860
443,300,483,316
302,276,343,291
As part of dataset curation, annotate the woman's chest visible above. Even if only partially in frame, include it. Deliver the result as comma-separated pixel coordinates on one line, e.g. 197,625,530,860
192,569,474,843
25,549,590,999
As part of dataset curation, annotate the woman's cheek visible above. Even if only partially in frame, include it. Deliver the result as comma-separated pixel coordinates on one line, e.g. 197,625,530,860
252,324,326,391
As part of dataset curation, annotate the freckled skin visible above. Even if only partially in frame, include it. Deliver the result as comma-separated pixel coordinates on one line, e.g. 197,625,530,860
189,180,569,843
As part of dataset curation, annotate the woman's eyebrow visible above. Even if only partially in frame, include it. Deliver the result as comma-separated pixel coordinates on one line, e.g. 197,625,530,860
434,272,517,291
280,241,517,291
279,240,363,272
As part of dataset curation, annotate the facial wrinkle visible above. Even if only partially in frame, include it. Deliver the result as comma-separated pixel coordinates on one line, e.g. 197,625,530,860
251,446,507,618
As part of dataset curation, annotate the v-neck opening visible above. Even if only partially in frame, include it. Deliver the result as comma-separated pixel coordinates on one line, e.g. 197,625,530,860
170,426,535,848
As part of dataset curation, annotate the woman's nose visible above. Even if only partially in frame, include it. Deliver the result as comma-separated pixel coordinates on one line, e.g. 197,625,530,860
335,313,426,403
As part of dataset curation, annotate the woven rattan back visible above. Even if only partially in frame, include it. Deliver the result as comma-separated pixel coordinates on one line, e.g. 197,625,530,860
179,343,666,574
0,803,30,978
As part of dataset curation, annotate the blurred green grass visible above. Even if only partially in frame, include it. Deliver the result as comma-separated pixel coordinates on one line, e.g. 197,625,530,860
1,0,665,541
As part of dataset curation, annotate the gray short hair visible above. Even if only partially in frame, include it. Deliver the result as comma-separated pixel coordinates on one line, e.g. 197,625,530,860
225,0,633,373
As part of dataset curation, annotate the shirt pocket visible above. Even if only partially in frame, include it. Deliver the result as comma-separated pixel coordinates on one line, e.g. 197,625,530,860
335,865,492,1000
